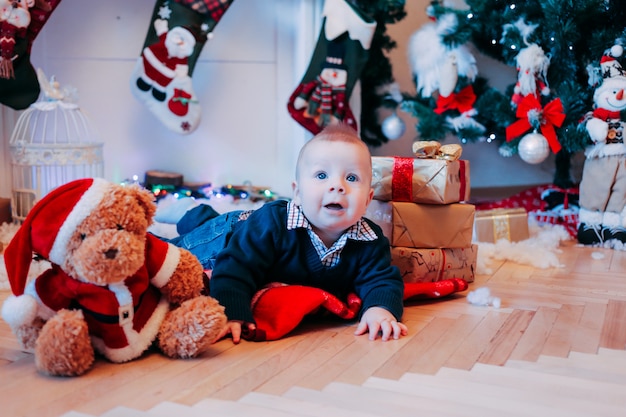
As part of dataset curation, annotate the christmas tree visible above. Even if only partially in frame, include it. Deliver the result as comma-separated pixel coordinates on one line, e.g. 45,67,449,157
400,0,626,188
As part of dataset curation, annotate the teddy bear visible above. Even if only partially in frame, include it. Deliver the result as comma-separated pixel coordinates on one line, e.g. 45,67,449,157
1,178,227,376
577,45,626,247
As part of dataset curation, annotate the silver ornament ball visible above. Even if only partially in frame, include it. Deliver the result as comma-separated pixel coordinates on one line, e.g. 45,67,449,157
382,113,406,140
518,132,550,164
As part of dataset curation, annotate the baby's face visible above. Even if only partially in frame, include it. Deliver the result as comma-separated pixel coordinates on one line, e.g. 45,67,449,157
293,139,373,243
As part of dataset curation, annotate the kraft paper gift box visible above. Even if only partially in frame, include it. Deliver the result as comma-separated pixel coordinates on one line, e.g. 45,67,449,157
474,207,529,243
365,200,393,241
365,200,475,248
391,245,477,283
371,156,470,204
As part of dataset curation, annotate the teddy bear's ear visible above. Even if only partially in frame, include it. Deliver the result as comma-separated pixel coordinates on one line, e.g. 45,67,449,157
129,184,157,221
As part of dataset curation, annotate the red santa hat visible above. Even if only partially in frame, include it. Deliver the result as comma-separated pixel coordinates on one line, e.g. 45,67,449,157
4,177,111,296
600,44,625,79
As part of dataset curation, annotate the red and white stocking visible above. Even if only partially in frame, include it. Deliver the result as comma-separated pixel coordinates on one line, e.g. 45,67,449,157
130,0,234,134
287,0,376,135
0,0,61,110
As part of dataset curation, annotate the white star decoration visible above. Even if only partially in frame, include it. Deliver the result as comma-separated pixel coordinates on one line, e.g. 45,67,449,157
158,4,172,20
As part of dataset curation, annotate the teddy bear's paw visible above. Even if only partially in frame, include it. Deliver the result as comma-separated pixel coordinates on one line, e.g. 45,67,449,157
14,316,46,351
157,296,227,359
161,248,206,305
35,309,94,377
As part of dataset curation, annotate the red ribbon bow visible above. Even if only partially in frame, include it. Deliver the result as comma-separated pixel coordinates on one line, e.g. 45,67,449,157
434,85,477,115
506,95,566,153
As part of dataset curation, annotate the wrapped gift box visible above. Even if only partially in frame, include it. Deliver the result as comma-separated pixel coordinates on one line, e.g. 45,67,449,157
474,208,529,243
371,156,470,204
366,200,475,248
391,245,477,283
365,200,393,241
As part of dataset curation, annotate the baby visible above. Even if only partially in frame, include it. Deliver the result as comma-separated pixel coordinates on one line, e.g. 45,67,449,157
168,123,408,342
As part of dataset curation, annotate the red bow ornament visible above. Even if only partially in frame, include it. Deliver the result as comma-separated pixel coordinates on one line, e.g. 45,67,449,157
506,95,566,153
434,85,477,115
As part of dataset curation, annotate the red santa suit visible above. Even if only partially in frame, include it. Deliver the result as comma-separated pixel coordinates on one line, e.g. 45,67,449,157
141,31,190,90
24,234,178,363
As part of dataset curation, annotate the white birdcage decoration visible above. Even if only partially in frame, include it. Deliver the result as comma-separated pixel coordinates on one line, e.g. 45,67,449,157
9,69,104,222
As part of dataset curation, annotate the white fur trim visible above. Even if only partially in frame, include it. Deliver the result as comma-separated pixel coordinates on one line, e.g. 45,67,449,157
578,208,603,225
323,0,376,50
49,178,110,266
109,282,134,307
151,243,180,289
1,294,38,330
585,143,626,159
603,211,621,228
91,297,169,363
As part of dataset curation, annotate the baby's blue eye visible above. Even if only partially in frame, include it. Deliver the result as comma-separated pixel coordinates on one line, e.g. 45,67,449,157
316,172,327,180
346,174,358,182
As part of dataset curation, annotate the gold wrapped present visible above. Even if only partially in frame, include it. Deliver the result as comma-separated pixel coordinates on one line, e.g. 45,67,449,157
391,245,477,283
474,208,529,243
365,201,475,248
371,156,470,204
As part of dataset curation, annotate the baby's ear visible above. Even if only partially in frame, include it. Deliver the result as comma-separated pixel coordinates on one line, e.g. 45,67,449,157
291,181,301,205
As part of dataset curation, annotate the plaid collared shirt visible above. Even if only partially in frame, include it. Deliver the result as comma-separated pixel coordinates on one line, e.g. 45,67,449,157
286,201,378,267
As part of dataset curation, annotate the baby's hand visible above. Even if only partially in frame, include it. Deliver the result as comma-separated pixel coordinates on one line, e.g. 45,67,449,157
213,320,256,344
354,306,408,341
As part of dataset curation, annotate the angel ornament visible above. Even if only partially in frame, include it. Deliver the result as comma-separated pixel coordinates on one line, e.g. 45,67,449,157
511,43,551,106
33,68,78,110
408,11,484,133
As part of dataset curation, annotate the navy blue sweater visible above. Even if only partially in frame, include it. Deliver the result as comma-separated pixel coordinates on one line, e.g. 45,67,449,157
209,200,404,324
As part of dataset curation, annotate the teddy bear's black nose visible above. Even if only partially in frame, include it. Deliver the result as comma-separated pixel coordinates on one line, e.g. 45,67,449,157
104,248,118,259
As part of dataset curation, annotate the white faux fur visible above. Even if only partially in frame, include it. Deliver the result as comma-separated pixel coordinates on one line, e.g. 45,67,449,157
475,218,572,274
0,293,38,329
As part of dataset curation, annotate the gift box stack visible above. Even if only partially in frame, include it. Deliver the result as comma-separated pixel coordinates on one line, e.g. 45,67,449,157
367,143,476,284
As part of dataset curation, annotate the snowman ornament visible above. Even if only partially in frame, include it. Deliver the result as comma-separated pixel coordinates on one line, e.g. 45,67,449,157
577,45,626,247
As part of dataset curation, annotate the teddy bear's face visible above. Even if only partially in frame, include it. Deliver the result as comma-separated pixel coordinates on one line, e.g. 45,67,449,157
61,184,156,285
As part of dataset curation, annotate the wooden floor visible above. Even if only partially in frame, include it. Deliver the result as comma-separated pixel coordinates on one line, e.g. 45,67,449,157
1,241,626,417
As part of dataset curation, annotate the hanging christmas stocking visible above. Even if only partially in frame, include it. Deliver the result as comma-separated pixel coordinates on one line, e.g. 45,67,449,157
287,0,376,135
130,0,234,134
0,0,61,110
